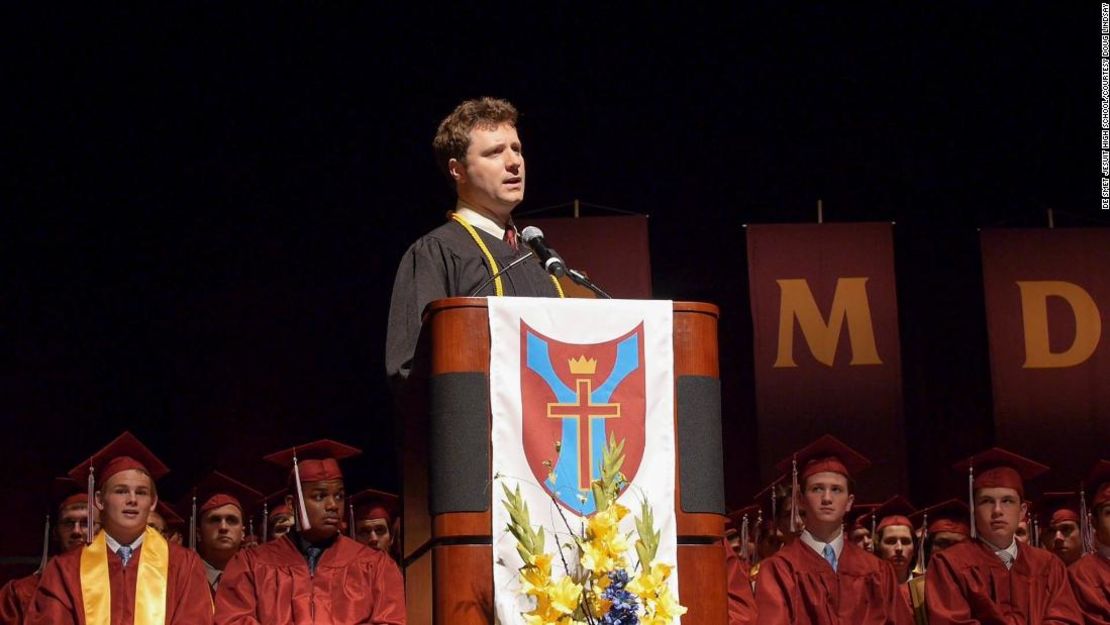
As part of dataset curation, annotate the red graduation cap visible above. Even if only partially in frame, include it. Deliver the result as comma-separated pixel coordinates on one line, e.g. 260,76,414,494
264,439,361,484
775,434,871,482
66,432,169,544
726,504,761,533
67,431,170,486
952,447,1048,500
845,502,880,531
263,488,293,518
154,500,185,529
1087,459,1110,509
258,488,293,542
910,499,970,537
264,439,360,531
193,471,263,517
1038,491,1080,527
51,477,87,513
866,495,917,533
726,503,762,561
753,475,789,529
351,488,399,525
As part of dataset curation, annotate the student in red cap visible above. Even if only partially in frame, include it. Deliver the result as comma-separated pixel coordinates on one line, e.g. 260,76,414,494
0,478,101,625
846,502,881,554
348,489,400,560
26,432,213,625
720,503,760,623
911,499,970,563
903,499,972,625
213,440,405,625
1039,492,1085,566
925,448,1082,625
867,496,918,586
749,475,801,584
187,472,263,596
754,435,912,625
260,489,295,542
1067,459,1110,625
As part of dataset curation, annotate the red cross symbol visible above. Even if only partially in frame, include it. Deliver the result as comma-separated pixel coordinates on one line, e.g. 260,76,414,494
547,378,621,490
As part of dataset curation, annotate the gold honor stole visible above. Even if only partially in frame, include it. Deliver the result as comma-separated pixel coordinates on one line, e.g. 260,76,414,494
451,213,565,298
80,526,169,625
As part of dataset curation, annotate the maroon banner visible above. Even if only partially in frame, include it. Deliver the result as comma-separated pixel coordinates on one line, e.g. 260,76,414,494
981,228,1110,488
747,223,906,498
519,215,652,299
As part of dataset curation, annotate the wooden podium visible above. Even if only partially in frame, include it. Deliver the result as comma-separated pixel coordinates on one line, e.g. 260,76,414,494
402,297,727,624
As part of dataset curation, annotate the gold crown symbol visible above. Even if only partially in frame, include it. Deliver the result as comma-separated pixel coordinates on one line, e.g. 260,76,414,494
568,356,597,375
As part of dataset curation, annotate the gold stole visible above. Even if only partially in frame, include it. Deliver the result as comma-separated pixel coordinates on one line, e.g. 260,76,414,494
80,526,169,625
450,213,565,298
907,575,928,625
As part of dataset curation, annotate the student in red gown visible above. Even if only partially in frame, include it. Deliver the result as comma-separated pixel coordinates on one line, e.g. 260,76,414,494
754,435,912,625
1067,459,1110,625
188,472,263,596
1038,491,1086,566
349,488,400,562
0,479,99,625
925,448,1083,625
213,440,405,624
725,535,758,624
903,499,972,625
26,432,213,625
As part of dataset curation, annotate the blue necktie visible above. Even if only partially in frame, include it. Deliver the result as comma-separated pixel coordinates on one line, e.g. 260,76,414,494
118,545,134,568
305,546,323,575
823,544,838,572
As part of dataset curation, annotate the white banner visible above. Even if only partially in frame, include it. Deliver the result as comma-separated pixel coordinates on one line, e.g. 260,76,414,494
489,297,678,624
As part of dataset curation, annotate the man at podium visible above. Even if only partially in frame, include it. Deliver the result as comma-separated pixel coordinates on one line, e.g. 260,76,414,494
386,97,561,388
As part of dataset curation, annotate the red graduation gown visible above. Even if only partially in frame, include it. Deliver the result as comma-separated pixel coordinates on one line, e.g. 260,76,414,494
0,573,38,625
213,534,405,625
925,539,1083,625
754,538,912,625
724,539,757,624
1067,553,1110,625
25,541,213,625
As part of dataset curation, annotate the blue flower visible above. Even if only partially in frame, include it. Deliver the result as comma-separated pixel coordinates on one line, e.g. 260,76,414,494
600,569,639,625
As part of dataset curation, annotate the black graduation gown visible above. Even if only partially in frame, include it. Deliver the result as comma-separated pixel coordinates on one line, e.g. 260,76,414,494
386,218,560,386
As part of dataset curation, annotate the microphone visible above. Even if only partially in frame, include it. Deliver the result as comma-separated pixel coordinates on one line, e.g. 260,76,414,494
520,226,567,277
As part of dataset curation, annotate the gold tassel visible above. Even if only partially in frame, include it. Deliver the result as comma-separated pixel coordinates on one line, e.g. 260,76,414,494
911,512,927,576
789,456,802,534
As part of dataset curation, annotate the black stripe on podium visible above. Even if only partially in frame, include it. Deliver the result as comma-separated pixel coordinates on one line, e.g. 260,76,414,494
429,372,491,515
676,375,726,514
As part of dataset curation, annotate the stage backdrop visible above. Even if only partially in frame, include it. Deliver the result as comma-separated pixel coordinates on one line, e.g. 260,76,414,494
747,223,906,498
980,228,1110,487
519,215,652,299
488,297,678,624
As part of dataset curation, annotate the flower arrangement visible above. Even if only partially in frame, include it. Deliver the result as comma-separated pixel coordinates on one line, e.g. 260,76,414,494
501,436,687,625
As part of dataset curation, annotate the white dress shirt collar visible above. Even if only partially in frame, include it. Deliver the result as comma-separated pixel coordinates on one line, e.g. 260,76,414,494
800,527,845,560
104,530,145,554
455,201,510,239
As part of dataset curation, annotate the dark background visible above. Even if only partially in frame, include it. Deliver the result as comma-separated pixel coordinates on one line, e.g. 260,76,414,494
3,5,1106,565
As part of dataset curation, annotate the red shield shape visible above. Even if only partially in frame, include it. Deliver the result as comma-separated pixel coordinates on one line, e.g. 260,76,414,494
519,321,646,516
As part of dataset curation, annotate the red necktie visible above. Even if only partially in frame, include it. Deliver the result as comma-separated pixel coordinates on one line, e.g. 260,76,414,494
503,227,519,252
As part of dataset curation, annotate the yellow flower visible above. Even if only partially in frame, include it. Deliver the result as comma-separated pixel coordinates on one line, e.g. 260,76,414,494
653,587,688,621
548,575,583,616
626,561,670,598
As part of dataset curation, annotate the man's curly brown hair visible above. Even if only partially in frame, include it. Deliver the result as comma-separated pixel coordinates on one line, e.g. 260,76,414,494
433,97,519,183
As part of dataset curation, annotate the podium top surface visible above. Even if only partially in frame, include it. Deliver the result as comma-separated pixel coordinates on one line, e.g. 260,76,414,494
426,297,719,317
